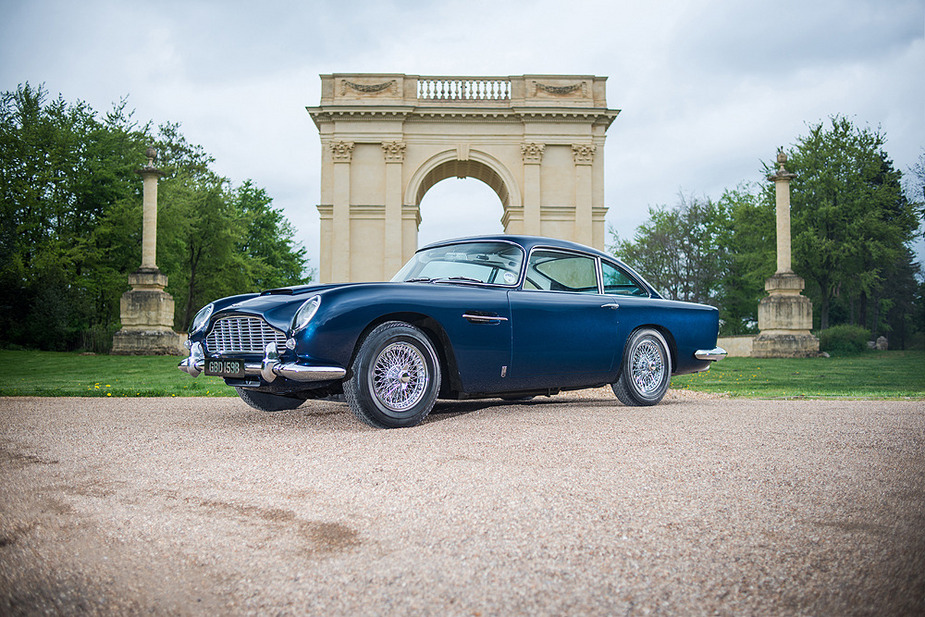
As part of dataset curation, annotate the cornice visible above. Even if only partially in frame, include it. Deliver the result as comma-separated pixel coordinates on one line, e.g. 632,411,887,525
309,104,620,128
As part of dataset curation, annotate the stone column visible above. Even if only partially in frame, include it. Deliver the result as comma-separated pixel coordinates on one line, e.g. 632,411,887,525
111,148,186,355
140,162,161,269
753,150,819,358
572,144,596,247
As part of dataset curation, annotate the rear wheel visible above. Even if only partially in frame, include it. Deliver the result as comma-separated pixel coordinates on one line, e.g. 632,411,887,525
344,321,441,428
235,387,305,412
612,328,671,406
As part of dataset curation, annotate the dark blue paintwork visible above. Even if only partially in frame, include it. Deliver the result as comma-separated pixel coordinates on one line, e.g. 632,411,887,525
184,235,720,398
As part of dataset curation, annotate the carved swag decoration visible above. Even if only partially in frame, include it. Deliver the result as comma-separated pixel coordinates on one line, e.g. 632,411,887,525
534,82,585,96
342,80,396,95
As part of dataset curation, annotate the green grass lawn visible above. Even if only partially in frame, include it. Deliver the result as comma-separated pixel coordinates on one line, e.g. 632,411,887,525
672,350,925,399
0,350,234,397
0,349,923,399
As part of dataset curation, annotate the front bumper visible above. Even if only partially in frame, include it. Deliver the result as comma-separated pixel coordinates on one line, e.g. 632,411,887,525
178,342,346,383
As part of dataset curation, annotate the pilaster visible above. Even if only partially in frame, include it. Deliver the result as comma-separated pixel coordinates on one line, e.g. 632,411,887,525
522,142,545,235
572,143,596,247
383,141,406,277
331,140,354,283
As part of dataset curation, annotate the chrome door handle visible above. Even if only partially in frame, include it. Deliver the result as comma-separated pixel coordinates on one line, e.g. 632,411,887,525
463,313,509,324
600,303,620,310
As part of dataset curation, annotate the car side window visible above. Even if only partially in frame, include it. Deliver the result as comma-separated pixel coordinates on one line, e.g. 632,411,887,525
602,261,646,296
524,250,599,294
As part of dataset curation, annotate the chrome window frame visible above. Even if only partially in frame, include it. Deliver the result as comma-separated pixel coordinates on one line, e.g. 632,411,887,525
599,258,652,299
398,238,527,288
522,246,604,294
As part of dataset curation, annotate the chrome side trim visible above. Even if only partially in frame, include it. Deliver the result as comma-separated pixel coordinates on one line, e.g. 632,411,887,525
695,347,727,362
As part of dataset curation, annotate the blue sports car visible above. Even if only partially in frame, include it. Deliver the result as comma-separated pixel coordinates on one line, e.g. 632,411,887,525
179,235,725,428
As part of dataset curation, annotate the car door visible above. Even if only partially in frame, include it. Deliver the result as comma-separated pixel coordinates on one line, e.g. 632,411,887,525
507,249,619,390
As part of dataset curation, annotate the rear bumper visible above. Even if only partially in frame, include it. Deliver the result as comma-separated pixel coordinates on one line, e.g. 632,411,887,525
694,347,727,362
178,342,345,383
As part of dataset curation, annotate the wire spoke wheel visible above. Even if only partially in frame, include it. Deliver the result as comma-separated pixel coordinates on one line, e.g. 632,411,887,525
613,328,671,406
372,342,429,412
344,321,441,428
631,340,666,396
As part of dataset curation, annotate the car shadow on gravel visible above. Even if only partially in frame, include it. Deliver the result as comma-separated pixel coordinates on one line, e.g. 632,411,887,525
210,391,689,432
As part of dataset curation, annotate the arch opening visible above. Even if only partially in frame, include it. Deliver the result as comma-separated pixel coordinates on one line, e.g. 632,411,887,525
418,178,504,247
415,159,510,207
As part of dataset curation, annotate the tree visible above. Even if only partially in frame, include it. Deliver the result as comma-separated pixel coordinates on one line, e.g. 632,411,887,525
908,150,924,238
785,116,919,331
609,188,775,336
609,194,727,305
713,186,776,334
0,84,312,350
233,180,311,290
0,84,148,349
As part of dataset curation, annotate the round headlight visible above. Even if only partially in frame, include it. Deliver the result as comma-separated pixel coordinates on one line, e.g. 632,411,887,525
291,296,321,334
190,303,214,334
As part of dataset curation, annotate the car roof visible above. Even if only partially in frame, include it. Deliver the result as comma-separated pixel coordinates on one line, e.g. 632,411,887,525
419,234,614,261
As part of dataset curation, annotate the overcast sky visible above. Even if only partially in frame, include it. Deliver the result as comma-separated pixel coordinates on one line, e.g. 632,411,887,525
1,0,923,271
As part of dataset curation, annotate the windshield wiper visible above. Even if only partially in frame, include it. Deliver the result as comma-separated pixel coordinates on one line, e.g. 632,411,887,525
435,276,484,284
405,277,435,283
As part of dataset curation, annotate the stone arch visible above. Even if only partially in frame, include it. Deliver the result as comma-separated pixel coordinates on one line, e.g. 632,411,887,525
308,74,619,283
405,149,520,209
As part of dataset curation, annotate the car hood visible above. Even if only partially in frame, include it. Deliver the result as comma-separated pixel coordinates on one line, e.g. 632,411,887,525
211,282,378,333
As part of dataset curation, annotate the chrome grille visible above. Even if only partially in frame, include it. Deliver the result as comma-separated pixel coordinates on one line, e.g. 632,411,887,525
205,317,287,354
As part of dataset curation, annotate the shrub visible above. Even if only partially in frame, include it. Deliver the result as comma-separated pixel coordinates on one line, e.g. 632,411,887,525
817,324,871,355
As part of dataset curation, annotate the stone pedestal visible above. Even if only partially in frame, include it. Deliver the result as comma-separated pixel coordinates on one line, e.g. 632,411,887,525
111,270,187,355
753,272,819,358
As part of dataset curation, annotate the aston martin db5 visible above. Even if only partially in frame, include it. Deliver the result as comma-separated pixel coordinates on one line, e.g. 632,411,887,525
179,235,725,428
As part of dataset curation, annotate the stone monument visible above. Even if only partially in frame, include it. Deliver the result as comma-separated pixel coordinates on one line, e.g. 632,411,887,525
308,74,619,282
111,148,187,355
752,150,819,358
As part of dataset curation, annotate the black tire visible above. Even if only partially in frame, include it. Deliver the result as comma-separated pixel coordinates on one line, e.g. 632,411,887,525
235,387,305,412
344,321,441,428
612,328,671,406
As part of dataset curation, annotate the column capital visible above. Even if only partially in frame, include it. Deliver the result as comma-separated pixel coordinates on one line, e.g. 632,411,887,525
381,140,406,162
330,140,355,162
571,143,596,165
521,142,545,163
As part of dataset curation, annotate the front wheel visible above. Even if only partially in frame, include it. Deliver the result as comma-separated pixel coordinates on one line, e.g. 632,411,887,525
344,321,441,428
235,387,305,412
612,328,671,406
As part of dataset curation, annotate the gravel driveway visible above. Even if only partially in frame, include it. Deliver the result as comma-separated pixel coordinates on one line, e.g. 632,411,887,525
1,393,923,616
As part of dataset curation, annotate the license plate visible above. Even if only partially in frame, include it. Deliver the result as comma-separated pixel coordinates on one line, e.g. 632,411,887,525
204,357,245,378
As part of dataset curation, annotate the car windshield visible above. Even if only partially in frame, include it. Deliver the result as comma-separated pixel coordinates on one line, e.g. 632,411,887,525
391,241,525,286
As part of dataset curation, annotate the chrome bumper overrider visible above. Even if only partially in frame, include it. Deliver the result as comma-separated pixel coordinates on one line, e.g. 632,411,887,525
178,342,345,383
694,347,727,362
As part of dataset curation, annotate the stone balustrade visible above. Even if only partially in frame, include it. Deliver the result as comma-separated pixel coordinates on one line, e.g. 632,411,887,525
319,73,610,109
417,77,511,101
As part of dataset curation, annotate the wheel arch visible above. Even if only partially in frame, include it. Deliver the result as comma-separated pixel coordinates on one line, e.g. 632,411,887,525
348,312,462,396
619,324,678,375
